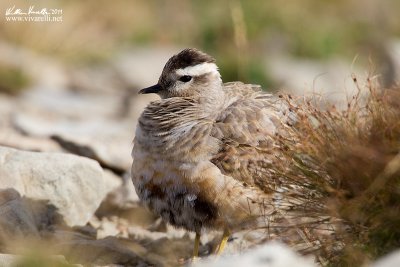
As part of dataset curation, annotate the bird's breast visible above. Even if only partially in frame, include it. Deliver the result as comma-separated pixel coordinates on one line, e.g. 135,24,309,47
134,112,220,163
131,151,221,232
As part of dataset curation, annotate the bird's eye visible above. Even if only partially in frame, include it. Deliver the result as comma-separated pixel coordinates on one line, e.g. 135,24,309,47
179,75,192,82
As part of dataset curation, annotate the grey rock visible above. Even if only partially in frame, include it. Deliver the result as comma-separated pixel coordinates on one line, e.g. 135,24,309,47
89,216,129,239
0,40,68,89
0,146,106,226
18,87,121,119
68,65,126,94
194,242,316,267
103,170,124,197
387,39,400,85
113,47,179,89
112,48,173,119
0,189,40,244
0,254,17,267
13,88,135,172
97,172,139,215
0,128,61,153
266,55,365,107
0,95,61,153
52,231,159,267
371,249,400,267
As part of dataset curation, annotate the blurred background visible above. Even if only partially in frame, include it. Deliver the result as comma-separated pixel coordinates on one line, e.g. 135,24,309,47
1,0,400,94
2,0,398,170
0,0,400,265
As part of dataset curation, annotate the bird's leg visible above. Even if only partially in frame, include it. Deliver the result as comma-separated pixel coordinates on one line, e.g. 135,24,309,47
215,228,230,255
193,232,201,259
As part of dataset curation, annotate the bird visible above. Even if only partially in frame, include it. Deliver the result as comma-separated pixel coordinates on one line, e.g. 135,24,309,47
131,48,313,259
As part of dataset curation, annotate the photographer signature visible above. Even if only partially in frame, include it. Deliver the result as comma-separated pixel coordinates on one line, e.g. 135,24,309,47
5,5,62,16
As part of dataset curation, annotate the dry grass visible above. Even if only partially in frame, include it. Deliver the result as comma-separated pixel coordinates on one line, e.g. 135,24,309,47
269,76,400,265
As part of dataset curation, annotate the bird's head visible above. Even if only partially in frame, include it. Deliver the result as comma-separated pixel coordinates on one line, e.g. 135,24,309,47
139,48,222,98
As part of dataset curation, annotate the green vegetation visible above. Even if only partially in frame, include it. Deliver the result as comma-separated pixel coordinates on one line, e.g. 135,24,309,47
0,65,30,94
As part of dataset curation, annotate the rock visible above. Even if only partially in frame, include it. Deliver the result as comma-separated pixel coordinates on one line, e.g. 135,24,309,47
17,87,121,119
0,40,68,89
103,170,124,197
13,88,135,172
67,64,127,94
114,172,140,205
371,249,400,267
87,216,201,266
96,172,139,216
0,254,17,267
52,231,159,267
109,205,156,230
0,188,64,252
0,134,58,153
387,39,400,86
194,242,316,267
91,216,129,239
127,226,167,241
112,48,173,119
0,128,61,153
0,95,61,152
265,55,365,107
142,234,194,266
113,47,179,89
52,134,130,174
0,189,40,244
0,146,106,226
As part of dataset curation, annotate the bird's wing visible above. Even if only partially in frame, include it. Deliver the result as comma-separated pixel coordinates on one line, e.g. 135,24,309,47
210,82,292,191
211,85,338,258
212,83,342,261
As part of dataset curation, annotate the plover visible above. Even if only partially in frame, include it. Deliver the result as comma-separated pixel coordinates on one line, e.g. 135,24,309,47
131,48,293,257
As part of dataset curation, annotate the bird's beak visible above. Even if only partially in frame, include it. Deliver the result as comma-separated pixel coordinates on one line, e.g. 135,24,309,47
139,84,162,94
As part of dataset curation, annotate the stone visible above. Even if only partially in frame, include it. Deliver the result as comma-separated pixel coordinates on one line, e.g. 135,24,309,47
265,55,365,107
112,48,173,119
372,249,400,267
0,128,61,153
0,146,106,226
17,87,121,120
113,47,179,89
0,40,68,90
94,216,129,239
96,172,139,216
0,95,61,153
68,64,127,94
52,231,159,266
194,242,316,267
13,88,135,172
0,189,40,245
103,170,124,198
0,254,17,267
387,39,400,86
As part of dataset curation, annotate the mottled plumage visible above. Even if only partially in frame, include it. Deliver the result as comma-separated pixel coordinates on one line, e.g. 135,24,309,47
131,49,307,255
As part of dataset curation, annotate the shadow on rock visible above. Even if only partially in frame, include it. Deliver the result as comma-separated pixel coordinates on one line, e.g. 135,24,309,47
0,188,65,252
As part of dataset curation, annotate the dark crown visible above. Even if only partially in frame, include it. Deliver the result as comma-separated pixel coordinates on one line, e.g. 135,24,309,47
164,48,216,71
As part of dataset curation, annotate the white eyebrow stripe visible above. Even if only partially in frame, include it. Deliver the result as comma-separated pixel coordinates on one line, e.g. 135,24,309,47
175,62,219,76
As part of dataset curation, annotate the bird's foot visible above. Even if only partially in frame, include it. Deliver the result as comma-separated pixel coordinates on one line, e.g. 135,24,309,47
215,228,230,255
